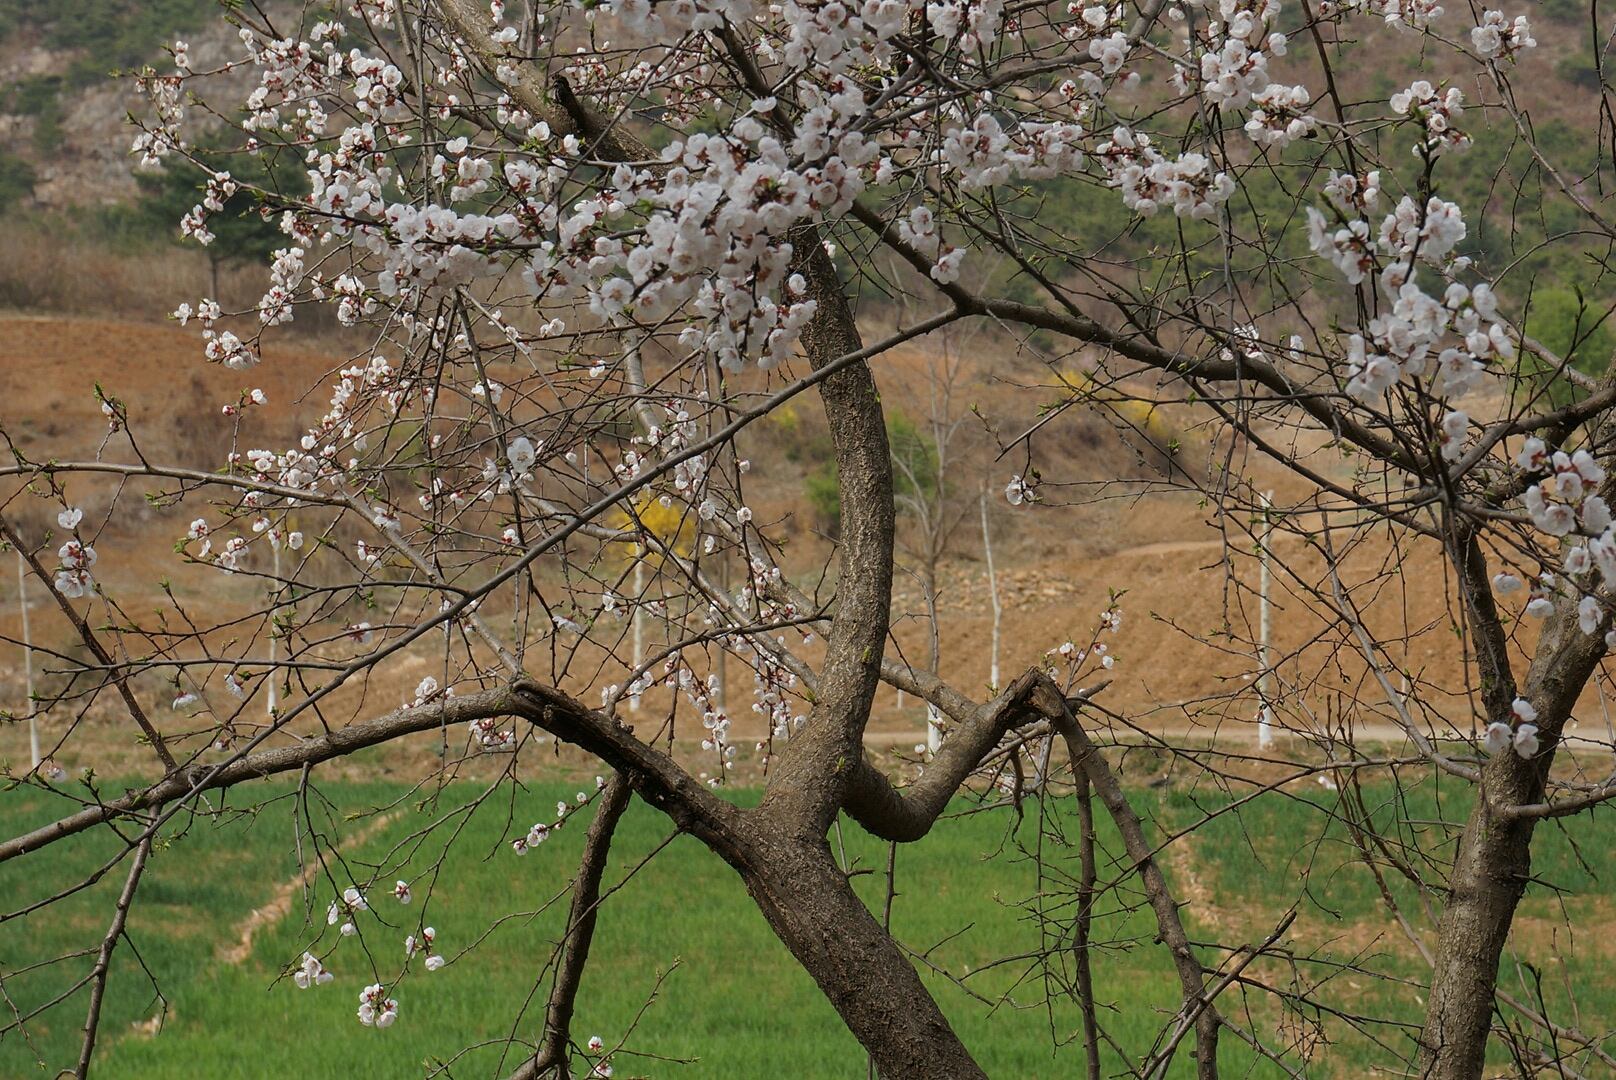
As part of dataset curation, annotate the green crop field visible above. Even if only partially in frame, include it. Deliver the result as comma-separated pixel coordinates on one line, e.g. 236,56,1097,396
2,772,1614,1078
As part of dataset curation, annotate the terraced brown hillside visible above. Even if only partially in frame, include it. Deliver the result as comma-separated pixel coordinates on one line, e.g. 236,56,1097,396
0,315,1600,788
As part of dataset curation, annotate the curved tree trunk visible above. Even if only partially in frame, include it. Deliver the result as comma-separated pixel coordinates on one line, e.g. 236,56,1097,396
739,229,986,1077
730,828,989,1080
426,18,984,1070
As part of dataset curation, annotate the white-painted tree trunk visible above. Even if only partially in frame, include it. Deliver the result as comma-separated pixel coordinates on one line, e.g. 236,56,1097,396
1258,492,1274,750
17,551,37,769
632,549,645,710
268,541,280,718
981,489,1000,691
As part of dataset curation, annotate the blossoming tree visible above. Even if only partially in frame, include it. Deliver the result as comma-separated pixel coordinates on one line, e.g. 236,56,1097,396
4,0,1616,1075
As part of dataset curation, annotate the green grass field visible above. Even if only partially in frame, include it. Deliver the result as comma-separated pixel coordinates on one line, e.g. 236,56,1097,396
2,770,1614,1078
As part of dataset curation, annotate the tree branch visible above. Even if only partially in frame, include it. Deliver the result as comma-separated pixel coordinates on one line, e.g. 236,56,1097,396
434,0,655,165
1034,674,1220,1080
0,690,508,863
1074,767,1102,1080
509,772,634,1080
842,669,1039,841
846,200,1422,474
74,817,156,1079
841,670,1109,842
754,228,895,839
0,680,707,867
0,513,178,772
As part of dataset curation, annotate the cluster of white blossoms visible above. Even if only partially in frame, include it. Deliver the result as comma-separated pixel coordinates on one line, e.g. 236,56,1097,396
536,129,838,372
289,879,449,1023
1324,169,1383,217
357,983,398,1027
52,508,96,598
1185,0,1289,110
1484,697,1542,759
293,952,334,988
126,0,1526,494
513,777,608,855
1334,0,1446,31
1243,83,1318,149
1095,128,1235,220
748,647,803,742
682,663,734,758
1517,439,1608,540
1471,9,1535,60
405,676,452,711
633,403,712,504
777,0,902,68
128,0,1537,416
939,113,1087,192
1484,439,1616,695
1050,636,1119,672
171,298,261,371
468,715,516,751
215,359,427,527
259,247,304,325
1390,80,1472,157
240,23,406,135
327,885,369,936
130,0,1366,386
1337,276,1508,406
404,926,444,971
1305,135,1518,418
511,814,553,855
1310,171,1473,271
1158,0,1314,157
1370,193,1473,261
129,71,184,166
1500,439,1614,640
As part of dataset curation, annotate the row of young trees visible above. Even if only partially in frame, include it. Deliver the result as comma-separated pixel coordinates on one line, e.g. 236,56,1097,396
6,0,1616,1075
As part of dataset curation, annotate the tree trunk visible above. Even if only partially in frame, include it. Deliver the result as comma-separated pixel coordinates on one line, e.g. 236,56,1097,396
733,828,989,1080
757,229,893,836
1419,548,1606,1078
1419,787,1537,1078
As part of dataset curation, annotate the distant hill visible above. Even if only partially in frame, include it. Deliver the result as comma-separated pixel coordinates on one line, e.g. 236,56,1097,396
0,0,227,208
0,0,1613,384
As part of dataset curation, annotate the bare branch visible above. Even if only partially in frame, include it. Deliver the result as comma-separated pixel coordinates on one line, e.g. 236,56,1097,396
74,817,157,1079
508,772,634,1080
1036,675,1221,1080
0,513,178,772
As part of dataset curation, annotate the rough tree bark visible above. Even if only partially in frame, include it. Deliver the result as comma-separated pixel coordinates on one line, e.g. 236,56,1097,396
1418,533,1608,1078
1418,384,1616,1077
734,228,991,1078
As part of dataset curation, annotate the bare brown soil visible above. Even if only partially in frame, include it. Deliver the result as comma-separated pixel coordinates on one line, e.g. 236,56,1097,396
0,315,1608,790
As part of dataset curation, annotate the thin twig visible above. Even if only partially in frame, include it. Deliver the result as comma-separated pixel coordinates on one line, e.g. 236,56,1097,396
75,815,158,1079
508,772,634,1080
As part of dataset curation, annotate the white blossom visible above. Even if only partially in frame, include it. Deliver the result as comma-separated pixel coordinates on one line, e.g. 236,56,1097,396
1579,595,1604,635
1483,721,1512,756
293,952,334,989
1513,724,1541,759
